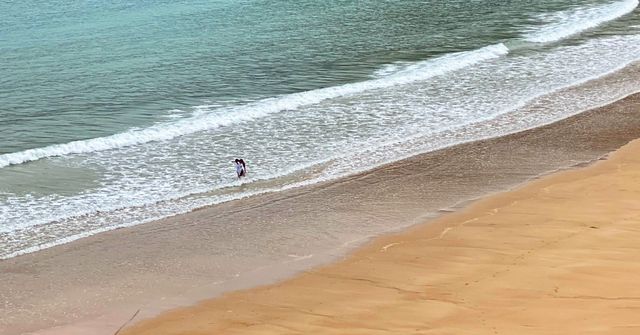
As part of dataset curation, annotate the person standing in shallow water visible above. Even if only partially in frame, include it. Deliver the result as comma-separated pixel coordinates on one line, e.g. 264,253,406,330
234,159,247,179
239,159,247,176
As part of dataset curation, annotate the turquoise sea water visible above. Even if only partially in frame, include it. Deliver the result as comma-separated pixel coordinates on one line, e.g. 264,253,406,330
1,0,640,258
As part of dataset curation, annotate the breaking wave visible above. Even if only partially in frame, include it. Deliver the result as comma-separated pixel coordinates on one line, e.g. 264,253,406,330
0,43,509,168
524,0,638,43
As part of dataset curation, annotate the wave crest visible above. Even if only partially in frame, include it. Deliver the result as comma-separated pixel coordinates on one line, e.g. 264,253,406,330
0,43,508,168
524,0,638,43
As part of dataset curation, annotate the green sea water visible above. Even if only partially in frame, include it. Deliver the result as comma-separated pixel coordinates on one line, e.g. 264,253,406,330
2,0,635,153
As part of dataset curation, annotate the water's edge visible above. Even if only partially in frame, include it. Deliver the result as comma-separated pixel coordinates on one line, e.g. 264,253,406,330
6,85,640,335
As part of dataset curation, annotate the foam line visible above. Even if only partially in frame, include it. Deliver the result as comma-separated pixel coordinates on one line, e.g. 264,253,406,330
524,0,638,43
0,43,508,168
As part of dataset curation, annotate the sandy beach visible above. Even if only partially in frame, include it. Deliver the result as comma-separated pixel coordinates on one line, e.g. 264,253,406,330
122,135,640,335
1,89,640,334
4,0,640,334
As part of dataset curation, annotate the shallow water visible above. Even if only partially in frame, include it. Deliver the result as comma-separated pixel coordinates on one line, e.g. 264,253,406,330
1,0,640,258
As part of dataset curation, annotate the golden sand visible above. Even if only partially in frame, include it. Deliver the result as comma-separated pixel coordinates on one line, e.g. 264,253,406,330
121,138,640,334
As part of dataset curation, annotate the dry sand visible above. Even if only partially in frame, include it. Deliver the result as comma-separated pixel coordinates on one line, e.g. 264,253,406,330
121,138,640,335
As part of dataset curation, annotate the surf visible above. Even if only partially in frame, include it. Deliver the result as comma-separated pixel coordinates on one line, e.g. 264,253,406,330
0,43,509,169
524,0,638,43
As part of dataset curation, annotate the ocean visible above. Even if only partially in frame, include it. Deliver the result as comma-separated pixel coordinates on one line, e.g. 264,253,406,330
1,0,640,259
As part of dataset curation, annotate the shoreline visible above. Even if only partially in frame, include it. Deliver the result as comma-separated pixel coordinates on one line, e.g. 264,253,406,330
4,58,640,262
122,136,640,335
1,91,639,334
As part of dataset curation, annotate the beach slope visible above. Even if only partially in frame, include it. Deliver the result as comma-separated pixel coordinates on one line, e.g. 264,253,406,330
122,138,640,334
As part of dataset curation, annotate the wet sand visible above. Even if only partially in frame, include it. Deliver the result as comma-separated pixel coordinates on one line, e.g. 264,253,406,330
1,91,640,334
122,135,640,335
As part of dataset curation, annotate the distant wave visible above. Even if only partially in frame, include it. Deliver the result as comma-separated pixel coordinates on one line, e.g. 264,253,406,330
0,43,508,168
524,0,638,43
372,43,509,79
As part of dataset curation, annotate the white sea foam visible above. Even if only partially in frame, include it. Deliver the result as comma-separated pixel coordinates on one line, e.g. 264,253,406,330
162,109,187,119
372,62,406,78
4,32,640,260
371,44,509,79
524,0,638,43
0,43,508,168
